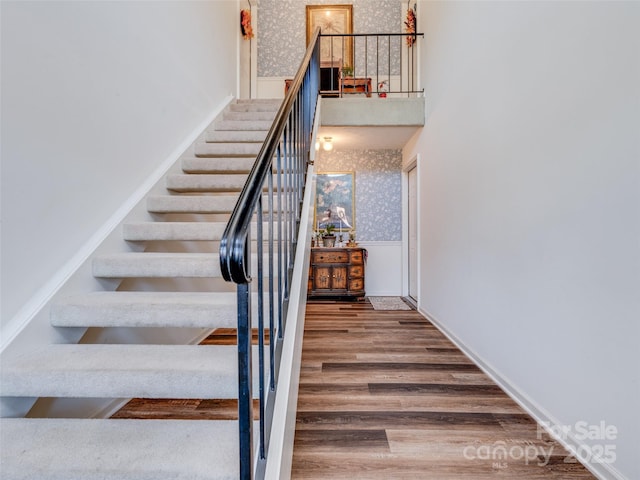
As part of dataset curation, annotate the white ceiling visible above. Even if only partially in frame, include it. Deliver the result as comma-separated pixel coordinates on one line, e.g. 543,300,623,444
316,125,420,150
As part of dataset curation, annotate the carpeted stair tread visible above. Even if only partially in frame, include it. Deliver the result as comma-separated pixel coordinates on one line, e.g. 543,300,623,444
1,344,259,398
92,252,271,278
166,174,248,192
194,142,262,157
123,221,274,242
229,100,281,112
222,110,277,122
51,292,239,328
205,130,267,143
93,253,222,278
123,221,228,241
147,194,270,214
235,98,280,104
181,156,256,174
0,418,243,480
147,194,239,214
213,120,273,131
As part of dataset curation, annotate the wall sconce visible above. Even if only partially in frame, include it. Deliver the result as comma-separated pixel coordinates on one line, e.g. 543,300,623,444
322,136,333,151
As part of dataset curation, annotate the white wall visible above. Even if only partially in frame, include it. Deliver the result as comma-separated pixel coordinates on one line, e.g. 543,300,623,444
359,242,402,296
406,2,639,479
1,1,239,330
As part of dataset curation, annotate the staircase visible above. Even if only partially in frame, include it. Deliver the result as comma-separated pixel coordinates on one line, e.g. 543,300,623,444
0,99,282,480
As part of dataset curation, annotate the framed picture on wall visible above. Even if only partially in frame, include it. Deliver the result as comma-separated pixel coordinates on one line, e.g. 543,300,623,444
314,172,355,234
306,4,353,69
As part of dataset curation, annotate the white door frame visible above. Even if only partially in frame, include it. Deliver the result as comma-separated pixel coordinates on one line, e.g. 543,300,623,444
402,155,420,304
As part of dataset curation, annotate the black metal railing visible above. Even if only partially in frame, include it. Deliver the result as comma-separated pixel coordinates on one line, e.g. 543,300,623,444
219,28,320,480
318,32,424,97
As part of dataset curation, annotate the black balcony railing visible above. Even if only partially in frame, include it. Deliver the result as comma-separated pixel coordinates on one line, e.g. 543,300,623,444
318,32,424,97
219,28,320,480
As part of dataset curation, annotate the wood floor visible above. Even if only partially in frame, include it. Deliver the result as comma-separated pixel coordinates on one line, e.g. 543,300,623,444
290,300,596,479
112,299,596,479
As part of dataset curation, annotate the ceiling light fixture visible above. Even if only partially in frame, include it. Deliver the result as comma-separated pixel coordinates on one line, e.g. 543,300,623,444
323,136,333,151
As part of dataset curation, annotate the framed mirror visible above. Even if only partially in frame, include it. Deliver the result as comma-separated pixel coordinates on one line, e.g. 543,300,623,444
306,4,354,69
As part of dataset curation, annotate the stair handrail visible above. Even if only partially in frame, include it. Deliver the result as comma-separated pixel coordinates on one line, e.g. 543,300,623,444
220,28,320,283
219,27,320,480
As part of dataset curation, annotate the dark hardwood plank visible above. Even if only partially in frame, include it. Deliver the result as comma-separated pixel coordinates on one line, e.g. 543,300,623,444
296,411,519,428
293,429,389,451
322,362,481,372
367,382,505,396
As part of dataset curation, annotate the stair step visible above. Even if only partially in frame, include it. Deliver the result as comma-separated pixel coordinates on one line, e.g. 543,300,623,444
147,194,270,214
51,291,276,328
181,156,255,174
123,221,226,241
1,344,259,398
205,130,267,143
214,120,273,131
223,110,277,122
93,253,222,278
51,292,238,328
195,142,262,158
166,174,248,192
147,194,238,214
92,252,272,279
0,418,243,479
229,100,280,112
123,222,275,242
236,98,280,104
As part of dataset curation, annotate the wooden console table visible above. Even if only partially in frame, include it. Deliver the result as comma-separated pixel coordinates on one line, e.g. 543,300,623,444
308,247,366,299
340,77,372,97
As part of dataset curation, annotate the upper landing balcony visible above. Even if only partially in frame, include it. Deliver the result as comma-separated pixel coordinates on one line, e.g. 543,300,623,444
315,32,425,149
320,96,424,150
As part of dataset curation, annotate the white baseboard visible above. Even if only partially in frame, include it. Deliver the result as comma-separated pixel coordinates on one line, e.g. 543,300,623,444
419,306,627,480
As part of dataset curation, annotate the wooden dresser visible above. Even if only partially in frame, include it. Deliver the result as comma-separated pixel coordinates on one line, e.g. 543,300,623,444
308,247,366,299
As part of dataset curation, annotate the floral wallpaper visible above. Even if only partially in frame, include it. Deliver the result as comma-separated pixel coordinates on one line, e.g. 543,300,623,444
258,0,404,77
315,148,402,241
258,1,407,241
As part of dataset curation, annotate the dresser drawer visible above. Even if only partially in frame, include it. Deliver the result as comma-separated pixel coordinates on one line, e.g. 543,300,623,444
348,278,364,291
349,265,364,278
313,250,348,263
349,250,364,263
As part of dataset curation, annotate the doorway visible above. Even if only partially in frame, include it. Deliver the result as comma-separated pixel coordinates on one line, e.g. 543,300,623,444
405,159,418,302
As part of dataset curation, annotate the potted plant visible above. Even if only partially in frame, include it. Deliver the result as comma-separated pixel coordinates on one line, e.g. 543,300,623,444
341,65,354,78
321,224,337,247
